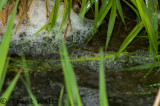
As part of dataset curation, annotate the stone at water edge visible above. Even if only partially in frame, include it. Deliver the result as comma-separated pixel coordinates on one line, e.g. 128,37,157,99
0,0,94,57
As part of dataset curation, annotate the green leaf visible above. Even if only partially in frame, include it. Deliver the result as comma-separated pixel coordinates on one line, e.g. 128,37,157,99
0,0,19,81
123,0,141,22
99,49,109,106
59,40,82,106
116,0,126,26
80,0,95,21
0,72,21,106
0,0,7,11
114,22,144,59
105,0,117,51
0,58,9,93
49,0,60,30
136,0,158,56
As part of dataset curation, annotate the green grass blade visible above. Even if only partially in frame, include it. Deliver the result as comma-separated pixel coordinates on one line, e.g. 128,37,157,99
94,0,99,20
21,55,40,106
0,58,9,93
21,55,31,87
99,49,109,106
58,86,64,106
32,22,49,36
116,0,126,26
85,1,112,43
21,78,40,106
59,40,82,106
0,0,19,81
114,22,144,59
136,0,158,56
105,0,117,51
123,0,141,22
80,0,95,21
144,58,156,77
0,0,7,11
55,0,71,41
49,0,60,30
147,0,158,37
96,0,112,27
98,0,110,17
113,62,159,72
0,72,21,106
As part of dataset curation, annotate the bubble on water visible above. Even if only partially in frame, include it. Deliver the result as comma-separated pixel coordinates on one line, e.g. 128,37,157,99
0,0,94,56
79,87,99,106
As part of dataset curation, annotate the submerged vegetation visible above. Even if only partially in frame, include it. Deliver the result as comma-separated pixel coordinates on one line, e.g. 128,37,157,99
0,0,160,105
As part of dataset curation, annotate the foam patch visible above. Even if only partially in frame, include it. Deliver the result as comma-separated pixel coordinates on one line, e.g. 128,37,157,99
0,0,94,56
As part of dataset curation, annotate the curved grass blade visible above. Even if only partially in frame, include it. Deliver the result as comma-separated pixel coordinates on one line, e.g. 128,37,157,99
59,40,82,106
116,0,126,26
136,0,158,56
123,0,141,22
105,0,117,51
144,58,156,77
0,0,19,81
99,49,109,106
114,22,143,59
0,71,21,106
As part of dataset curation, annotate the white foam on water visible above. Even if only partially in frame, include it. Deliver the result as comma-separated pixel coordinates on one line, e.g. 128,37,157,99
0,0,94,44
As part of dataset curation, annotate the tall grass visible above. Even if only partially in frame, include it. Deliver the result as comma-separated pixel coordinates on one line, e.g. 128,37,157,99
0,1,22,106
0,0,160,105
99,49,109,106
59,39,82,106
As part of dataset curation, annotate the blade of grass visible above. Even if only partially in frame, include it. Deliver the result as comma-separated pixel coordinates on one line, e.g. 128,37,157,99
58,86,64,106
105,0,117,51
49,0,60,31
32,22,49,37
99,49,109,106
0,58,9,93
80,0,95,21
144,58,156,77
112,61,159,72
94,0,98,20
21,77,40,106
21,55,31,86
55,0,71,41
0,0,19,81
136,0,158,56
0,0,7,11
116,0,126,26
59,40,82,106
85,1,112,43
0,71,21,106
123,0,141,22
114,22,143,59
21,55,40,106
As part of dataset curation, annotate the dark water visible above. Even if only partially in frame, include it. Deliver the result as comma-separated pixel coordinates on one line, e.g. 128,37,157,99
1,6,160,106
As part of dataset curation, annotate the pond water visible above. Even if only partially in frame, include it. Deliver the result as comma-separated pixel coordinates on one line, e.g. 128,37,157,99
0,0,160,106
